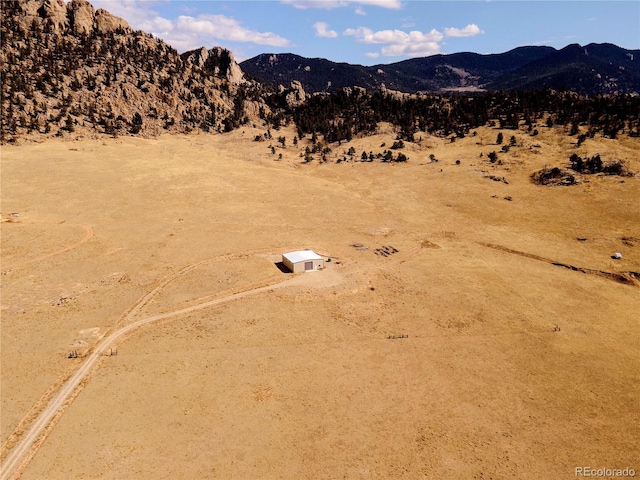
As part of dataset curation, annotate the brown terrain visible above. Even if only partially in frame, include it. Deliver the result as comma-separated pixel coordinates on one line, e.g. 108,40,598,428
1,124,639,479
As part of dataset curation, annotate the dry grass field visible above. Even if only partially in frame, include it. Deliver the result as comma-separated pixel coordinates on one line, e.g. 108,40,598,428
1,124,639,479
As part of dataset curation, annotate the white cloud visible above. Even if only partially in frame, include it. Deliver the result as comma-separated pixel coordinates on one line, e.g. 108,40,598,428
443,24,484,38
344,27,443,45
343,22,485,58
77,1,291,52
282,0,402,10
344,26,444,57
141,14,291,51
358,0,402,8
532,39,553,46
365,52,380,58
355,7,366,15
139,16,174,35
314,21,338,38
174,15,289,46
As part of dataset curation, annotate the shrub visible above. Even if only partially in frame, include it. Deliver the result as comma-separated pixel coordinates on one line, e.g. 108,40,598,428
531,167,576,186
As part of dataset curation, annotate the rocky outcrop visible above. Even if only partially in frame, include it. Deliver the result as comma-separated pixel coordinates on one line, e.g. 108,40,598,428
94,7,131,34
217,48,245,85
18,0,130,35
285,80,306,108
181,46,246,85
0,0,255,141
36,0,68,32
68,0,95,35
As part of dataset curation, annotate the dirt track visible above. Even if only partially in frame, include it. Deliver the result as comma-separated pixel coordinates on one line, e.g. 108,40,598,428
1,266,335,480
2,125,639,479
1,221,93,270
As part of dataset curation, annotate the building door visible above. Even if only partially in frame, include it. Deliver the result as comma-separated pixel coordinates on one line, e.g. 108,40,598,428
305,261,313,271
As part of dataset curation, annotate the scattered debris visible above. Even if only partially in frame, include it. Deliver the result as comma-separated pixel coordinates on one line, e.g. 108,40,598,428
350,243,369,251
553,325,561,332
504,195,513,201
374,245,398,257
486,175,509,184
51,295,72,306
388,334,408,339
612,252,623,260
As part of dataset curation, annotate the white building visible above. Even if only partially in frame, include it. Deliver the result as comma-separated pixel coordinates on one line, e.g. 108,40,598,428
282,250,324,273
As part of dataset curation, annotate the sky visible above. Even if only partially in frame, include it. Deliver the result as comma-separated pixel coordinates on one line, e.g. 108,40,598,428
85,1,640,65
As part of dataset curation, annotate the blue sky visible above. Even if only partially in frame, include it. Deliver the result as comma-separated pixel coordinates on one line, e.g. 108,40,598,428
86,1,640,65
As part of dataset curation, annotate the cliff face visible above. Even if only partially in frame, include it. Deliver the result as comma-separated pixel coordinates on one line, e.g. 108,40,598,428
181,46,246,86
1,0,258,141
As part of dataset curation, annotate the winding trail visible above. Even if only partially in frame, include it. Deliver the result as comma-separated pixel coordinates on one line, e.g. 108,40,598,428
3,222,94,270
0,274,295,480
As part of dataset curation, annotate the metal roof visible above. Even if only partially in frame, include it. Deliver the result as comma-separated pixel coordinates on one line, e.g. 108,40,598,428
282,250,323,263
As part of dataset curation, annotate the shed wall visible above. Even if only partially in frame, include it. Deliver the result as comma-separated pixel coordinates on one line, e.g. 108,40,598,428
283,258,324,273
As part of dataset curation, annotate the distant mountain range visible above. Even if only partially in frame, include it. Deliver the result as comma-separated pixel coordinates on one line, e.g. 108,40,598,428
240,44,640,95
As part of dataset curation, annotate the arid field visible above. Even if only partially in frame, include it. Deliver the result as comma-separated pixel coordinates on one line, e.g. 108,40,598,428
1,125,639,479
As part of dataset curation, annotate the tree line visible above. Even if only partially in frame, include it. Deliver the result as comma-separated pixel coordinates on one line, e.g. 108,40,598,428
263,87,640,143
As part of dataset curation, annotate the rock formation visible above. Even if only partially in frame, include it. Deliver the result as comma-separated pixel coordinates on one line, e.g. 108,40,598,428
68,0,95,35
181,46,246,85
0,0,261,141
285,81,307,108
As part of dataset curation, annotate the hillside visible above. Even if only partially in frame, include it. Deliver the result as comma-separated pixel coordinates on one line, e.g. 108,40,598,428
241,44,640,95
488,43,640,94
0,0,259,141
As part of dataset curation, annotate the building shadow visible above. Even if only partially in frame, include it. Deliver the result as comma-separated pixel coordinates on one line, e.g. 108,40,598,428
274,261,292,273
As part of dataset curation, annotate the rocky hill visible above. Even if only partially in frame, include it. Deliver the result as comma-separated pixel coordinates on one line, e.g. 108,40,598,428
241,44,640,95
0,0,261,141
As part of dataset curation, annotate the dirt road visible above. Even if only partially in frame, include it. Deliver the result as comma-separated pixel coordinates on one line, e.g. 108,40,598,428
0,271,325,480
